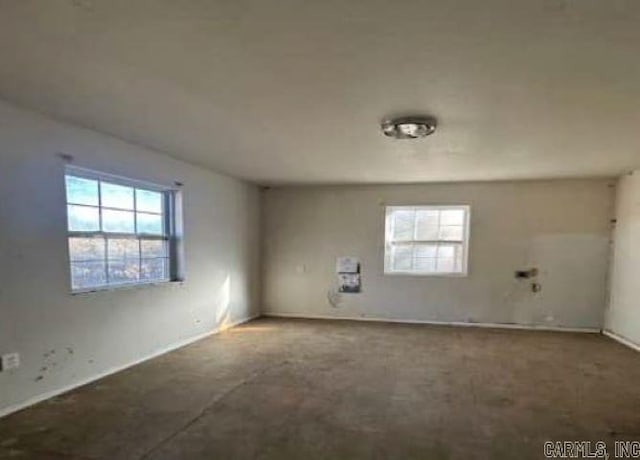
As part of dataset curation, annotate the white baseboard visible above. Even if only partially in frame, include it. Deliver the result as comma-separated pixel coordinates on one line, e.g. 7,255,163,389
0,314,259,419
262,312,601,334
603,329,640,353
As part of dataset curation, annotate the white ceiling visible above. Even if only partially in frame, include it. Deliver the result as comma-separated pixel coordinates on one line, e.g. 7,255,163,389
0,0,639,184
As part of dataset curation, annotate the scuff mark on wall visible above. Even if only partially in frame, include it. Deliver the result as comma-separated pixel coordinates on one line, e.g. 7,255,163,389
35,347,75,382
327,289,342,308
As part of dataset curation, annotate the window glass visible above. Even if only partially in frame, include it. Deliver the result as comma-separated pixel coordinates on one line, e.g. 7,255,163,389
414,244,437,258
136,189,163,213
101,182,134,210
66,176,99,206
65,171,175,291
107,238,139,260
440,209,465,226
392,245,413,271
439,226,463,241
136,212,163,235
108,260,139,284
392,210,415,241
67,205,100,232
69,237,105,261
70,261,106,290
102,209,135,233
141,258,167,281
385,206,469,275
414,257,437,272
141,240,166,258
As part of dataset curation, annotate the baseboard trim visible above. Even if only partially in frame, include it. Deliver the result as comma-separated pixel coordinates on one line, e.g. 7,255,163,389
262,312,601,334
603,329,640,353
0,314,259,419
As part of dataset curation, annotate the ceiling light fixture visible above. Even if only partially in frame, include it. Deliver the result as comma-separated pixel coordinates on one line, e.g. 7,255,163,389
381,116,437,139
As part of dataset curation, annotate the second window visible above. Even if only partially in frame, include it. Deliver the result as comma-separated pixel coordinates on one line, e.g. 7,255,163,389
384,205,470,276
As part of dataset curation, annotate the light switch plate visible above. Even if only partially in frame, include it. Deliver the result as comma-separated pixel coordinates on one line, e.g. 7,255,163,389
1,353,20,371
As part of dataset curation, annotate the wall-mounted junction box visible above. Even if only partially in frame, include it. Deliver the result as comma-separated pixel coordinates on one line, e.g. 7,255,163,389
1,353,20,371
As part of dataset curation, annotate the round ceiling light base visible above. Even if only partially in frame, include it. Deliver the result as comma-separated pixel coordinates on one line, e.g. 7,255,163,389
381,116,437,139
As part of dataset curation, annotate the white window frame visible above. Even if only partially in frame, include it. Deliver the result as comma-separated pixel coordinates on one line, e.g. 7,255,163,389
65,166,182,293
384,205,471,277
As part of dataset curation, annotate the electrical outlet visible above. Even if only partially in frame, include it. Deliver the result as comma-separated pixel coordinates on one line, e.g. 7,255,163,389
1,353,20,371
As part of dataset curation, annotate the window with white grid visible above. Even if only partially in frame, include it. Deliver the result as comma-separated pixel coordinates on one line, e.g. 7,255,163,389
65,168,179,292
384,205,470,275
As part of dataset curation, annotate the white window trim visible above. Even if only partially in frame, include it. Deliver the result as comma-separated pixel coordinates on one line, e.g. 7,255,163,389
384,205,471,277
66,165,179,193
65,166,184,293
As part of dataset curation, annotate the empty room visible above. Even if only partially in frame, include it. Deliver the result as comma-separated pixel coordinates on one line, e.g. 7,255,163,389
1,1,639,459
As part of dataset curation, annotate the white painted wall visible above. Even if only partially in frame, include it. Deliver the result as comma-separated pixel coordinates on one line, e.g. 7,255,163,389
263,181,614,329
605,170,640,347
0,101,261,415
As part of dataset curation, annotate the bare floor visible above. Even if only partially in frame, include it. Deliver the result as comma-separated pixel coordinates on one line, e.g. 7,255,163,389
1,318,640,460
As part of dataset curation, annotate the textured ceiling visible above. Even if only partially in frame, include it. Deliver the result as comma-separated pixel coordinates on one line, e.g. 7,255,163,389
0,0,639,184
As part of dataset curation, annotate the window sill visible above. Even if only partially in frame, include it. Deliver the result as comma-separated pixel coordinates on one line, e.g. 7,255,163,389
71,279,185,295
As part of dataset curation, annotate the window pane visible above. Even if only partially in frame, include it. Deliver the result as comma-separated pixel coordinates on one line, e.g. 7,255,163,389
440,209,465,226
414,257,436,272
108,259,139,284
67,205,100,231
436,258,455,273
141,258,168,281
69,237,105,261
392,210,415,241
385,205,467,275
437,244,457,259
101,182,134,210
107,238,139,260
392,245,413,271
66,171,176,289
415,209,440,242
415,210,438,229
137,213,163,235
141,239,166,258
102,209,134,233
439,225,463,241
65,176,98,206
71,261,106,289
414,244,437,258
136,189,163,213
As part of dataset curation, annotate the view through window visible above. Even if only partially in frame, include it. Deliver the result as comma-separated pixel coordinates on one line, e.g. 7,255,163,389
384,205,470,275
65,169,175,291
